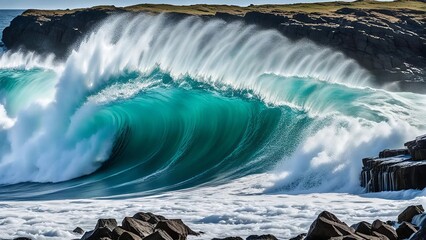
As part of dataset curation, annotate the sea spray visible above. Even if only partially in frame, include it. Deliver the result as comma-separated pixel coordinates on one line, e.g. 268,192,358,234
0,13,423,199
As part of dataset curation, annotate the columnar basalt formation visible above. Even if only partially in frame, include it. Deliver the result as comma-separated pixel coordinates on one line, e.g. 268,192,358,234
361,134,426,192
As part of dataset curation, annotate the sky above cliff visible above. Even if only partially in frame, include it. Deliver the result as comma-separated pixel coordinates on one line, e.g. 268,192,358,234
0,0,344,9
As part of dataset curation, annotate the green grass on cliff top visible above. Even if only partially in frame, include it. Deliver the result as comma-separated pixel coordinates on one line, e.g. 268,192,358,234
23,0,425,17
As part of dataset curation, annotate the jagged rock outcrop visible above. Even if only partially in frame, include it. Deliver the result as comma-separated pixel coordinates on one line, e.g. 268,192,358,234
2,1,425,92
78,211,200,240
300,207,423,240
241,8,426,92
361,134,426,192
405,134,426,161
2,7,123,58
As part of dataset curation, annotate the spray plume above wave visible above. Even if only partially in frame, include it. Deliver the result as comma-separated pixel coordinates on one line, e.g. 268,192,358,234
0,13,424,199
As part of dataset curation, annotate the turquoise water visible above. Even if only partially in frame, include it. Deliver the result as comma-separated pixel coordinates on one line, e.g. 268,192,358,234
0,13,424,200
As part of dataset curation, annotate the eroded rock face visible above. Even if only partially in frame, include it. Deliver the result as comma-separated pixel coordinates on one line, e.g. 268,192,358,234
405,135,426,161
2,5,425,91
2,8,119,59
361,134,426,192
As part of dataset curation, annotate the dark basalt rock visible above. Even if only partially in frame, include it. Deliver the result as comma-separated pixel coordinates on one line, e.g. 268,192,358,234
305,211,355,240
329,236,362,240
73,227,85,234
122,217,154,238
379,149,409,158
2,5,425,92
143,230,173,240
80,227,113,240
396,222,418,239
212,238,244,240
155,220,191,240
361,134,426,192
2,8,118,59
405,135,426,161
398,205,424,223
353,233,380,240
112,226,127,239
246,234,278,240
371,220,397,240
112,227,145,240
410,213,426,240
352,221,372,235
133,212,166,224
117,231,142,240
289,233,306,240
96,219,118,231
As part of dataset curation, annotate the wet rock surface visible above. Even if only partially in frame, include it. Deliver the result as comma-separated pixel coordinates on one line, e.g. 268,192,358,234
72,211,200,240
12,205,425,239
361,134,426,192
293,206,424,240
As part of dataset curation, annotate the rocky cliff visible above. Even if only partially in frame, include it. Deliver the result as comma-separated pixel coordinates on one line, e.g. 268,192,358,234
2,0,426,92
361,134,426,192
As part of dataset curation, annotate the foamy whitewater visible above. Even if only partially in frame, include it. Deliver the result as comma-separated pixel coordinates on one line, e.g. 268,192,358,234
0,13,425,239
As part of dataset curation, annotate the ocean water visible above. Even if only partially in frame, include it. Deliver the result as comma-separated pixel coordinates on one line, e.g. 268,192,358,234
0,12,425,239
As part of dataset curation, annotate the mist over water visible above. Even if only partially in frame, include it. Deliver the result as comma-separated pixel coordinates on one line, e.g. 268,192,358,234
0,13,425,200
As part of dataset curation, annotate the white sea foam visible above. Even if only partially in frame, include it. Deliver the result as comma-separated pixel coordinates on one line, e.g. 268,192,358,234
0,13,423,193
0,174,425,239
0,13,382,184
